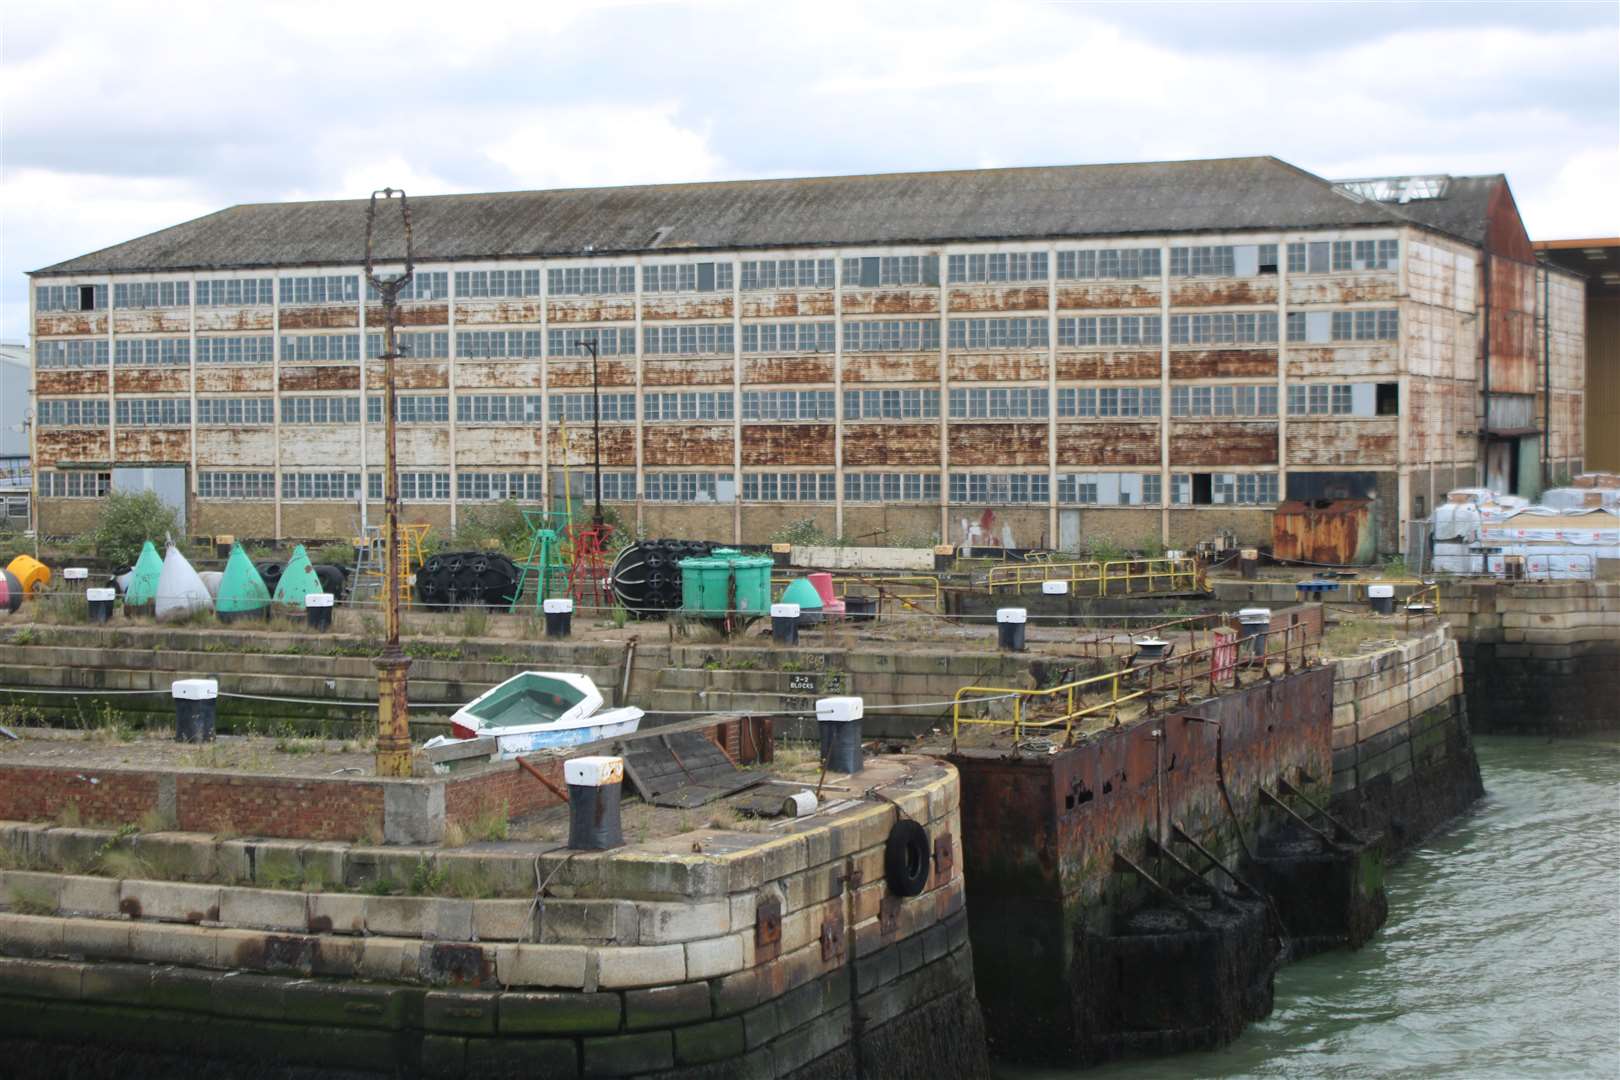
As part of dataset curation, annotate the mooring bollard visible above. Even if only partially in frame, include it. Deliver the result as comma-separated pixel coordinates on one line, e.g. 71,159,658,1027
1238,608,1272,657
933,544,955,572
1042,579,1068,596
770,542,792,569
771,602,801,645
565,756,624,850
817,696,864,774
1367,584,1395,616
1240,547,1259,580
62,568,89,590
544,597,574,637
997,607,1028,651
305,592,334,631
86,587,116,624
172,678,218,743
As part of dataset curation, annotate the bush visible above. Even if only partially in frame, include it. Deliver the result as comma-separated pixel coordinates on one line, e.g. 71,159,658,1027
453,501,531,557
769,518,841,547
91,491,179,566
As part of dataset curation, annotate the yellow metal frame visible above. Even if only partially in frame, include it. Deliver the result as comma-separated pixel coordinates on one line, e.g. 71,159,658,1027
987,557,1200,595
771,574,942,615
951,668,1148,745
1404,582,1441,630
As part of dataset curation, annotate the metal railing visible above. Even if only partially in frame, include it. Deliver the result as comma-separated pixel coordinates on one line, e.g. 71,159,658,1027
1403,582,1441,631
986,557,1201,596
950,620,1318,748
771,573,942,615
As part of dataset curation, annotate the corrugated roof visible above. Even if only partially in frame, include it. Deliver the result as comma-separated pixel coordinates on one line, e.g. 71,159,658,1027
1371,175,1503,247
34,155,1439,276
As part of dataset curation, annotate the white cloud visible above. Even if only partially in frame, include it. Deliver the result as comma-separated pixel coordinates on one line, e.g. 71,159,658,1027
485,103,722,190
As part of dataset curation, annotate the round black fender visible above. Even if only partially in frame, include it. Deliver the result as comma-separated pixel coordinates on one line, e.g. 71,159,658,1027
884,819,931,897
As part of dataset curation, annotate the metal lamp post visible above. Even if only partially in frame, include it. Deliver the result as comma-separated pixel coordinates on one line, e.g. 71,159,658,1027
362,189,415,779
575,338,605,529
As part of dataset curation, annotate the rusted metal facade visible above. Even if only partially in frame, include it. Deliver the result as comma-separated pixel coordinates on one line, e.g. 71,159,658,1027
26,162,1583,554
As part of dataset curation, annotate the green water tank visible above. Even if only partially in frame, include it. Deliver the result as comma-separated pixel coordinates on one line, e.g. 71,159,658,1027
678,556,730,617
729,555,773,616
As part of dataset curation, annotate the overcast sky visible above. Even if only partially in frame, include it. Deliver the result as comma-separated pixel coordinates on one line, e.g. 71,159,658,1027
2,0,1616,340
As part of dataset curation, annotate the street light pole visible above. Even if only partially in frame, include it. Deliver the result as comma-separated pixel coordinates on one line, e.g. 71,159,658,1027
363,188,415,779
576,338,605,529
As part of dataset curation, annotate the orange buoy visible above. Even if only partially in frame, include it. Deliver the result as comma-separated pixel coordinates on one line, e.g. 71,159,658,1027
4,554,50,597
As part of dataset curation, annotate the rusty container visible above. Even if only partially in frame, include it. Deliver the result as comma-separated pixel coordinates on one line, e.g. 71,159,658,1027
1272,499,1375,566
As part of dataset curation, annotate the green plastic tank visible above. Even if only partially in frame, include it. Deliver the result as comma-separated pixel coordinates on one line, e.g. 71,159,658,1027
729,555,773,616
678,555,730,617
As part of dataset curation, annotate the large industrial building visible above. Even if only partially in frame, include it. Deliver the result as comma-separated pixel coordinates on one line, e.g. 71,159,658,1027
27,156,1586,555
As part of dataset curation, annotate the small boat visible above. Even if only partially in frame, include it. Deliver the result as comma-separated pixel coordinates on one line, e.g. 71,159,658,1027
448,672,643,758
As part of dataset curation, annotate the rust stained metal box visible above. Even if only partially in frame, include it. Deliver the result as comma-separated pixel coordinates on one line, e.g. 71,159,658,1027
1272,498,1376,565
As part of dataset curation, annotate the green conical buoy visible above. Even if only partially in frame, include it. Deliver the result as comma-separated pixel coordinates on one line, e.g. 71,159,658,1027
272,544,323,607
217,544,271,621
780,578,824,610
123,541,163,612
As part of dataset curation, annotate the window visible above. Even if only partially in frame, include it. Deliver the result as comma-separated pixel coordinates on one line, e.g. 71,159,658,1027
283,472,365,501
456,472,546,502
546,393,636,423
741,390,835,421
1056,248,1161,280
642,472,736,503
1056,315,1162,347
280,276,360,305
395,472,451,501
281,334,361,363
196,398,273,426
1327,239,1399,272
841,256,939,288
1056,473,1163,505
1328,309,1398,341
1169,246,1236,277
197,471,275,499
196,278,275,307
740,259,835,290
1168,312,1278,345
549,471,637,502
113,281,190,309
35,340,109,369
1286,311,1333,344
1377,382,1400,416
451,269,541,299
547,266,636,296
196,336,274,365
365,271,448,302
1286,241,1336,274
38,471,112,497
741,322,836,354
36,284,107,312
948,387,1049,419
282,397,361,424
36,399,110,427
1170,384,1276,417
644,392,734,422
1057,386,1162,418
642,262,733,293
947,317,1050,350
643,324,735,355
741,473,837,502
546,328,633,358
843,388,940,420
366,394,449,424
368,331,450,359
947,252,1049,283
1171,472,1276,505
114,338,190,367
947,473,1049,504
843,320,940,352
455,394,545,424
843,473,941,502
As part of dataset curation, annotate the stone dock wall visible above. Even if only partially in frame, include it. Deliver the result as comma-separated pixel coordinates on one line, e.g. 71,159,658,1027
1326,623,1483,852
1440,580,1620,734
0,756,988,1079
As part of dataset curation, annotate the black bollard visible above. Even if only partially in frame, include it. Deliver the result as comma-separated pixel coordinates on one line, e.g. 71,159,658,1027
817,696,864,774
173,679,218,743
306,592,334,631
997,608,1028,652
565,756,624,850
86,587,115,624
1367,585,1394,615
544,597,574,638
771,602,801,645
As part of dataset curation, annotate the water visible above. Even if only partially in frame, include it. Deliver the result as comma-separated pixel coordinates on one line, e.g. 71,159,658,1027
1012,735,1620,1080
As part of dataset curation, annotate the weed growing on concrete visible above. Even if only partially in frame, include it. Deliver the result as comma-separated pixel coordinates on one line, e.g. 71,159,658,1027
444,864,498,900
138,808,175,833
363,876,400,897
470,801,510,842
260,861,304,891
730,657,760,671
440,822,468,849
408,857,447,896
771,741,821,769
357,820,385,847
55,802,82,828
8,884,56,916
13,628,37,647
459,607,490,638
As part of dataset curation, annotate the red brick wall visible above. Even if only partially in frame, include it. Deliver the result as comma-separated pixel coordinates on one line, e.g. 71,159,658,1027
0,766,160,827
176,775,385,841
444,759,566,828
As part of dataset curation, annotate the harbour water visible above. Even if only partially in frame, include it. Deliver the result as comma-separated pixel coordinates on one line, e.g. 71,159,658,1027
1011,734,1620,1080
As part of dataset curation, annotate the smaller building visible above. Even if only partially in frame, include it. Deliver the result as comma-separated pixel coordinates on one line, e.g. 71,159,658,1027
1534,239,1619,474
0,342,31,531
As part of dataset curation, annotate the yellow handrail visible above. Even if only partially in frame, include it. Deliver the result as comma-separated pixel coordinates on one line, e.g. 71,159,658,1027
1403,582,1441,630
986,556,1199,595
770,573,942,615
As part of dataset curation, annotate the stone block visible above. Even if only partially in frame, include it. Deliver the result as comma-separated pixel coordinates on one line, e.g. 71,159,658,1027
307,892,366,935
218,886,308,932
212,971,287,1020
67,915,133,961
119,880,220,924
686,932,746,980
427,898,474,942
473,898,535,942
499,990,622,1036
538,899,638,945
385,782,447,845
56,874,121,918
0,912,62,956
299,843,348,890
149,965,219,1013
712,967,764,1018
464,1035,579,1077
125,920,212,966
357,935,414,981
496,943,589,989
138,833,218,881
419,1034,466,1078
674,1015,747,1066
625,981,712,1030
595,943,685,988
424,989,499,1035
636,899,730,944
771,1004,852,1076
77,961,155,1006
598,853,729,901
583,1031,674,1077
365,895,430,938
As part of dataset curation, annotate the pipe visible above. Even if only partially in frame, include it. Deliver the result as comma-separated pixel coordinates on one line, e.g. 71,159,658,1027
1481,255,1491,486
1543,265,1552,475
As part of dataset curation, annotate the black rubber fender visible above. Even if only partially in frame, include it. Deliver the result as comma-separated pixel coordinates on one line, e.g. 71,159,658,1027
884,819,931,897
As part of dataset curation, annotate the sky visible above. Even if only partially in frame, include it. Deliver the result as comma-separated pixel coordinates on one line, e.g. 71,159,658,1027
2,0,1616,340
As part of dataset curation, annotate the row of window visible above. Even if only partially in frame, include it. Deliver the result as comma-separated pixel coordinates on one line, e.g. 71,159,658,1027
115,398,190,426
369,272,449,302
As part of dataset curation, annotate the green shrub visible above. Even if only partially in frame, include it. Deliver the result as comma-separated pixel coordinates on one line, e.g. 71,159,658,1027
91,491,179,566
